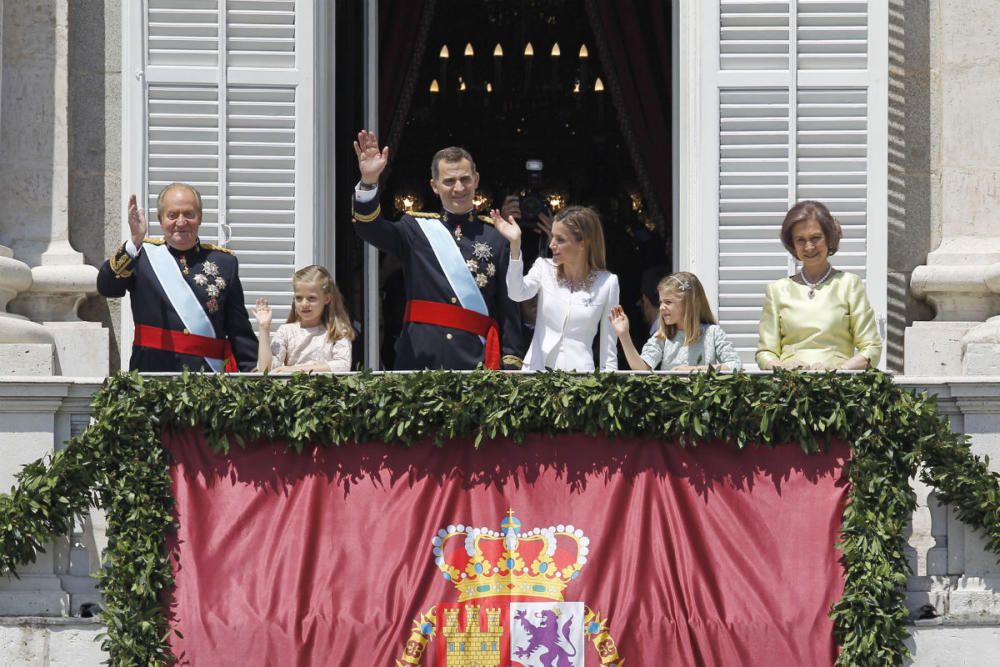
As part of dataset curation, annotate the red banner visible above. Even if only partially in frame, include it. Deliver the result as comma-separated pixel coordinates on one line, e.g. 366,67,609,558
164,431,848,666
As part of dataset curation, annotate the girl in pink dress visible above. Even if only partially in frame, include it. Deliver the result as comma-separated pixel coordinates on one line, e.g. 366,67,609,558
254,265,355,372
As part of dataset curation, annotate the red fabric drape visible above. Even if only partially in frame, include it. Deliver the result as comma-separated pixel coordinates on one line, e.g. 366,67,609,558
586,0,672,230
164,431,847,666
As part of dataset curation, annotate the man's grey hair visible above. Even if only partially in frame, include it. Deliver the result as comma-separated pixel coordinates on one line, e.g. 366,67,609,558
430,147,476,180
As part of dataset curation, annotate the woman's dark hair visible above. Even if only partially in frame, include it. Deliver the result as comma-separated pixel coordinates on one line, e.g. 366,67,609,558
779,200,842,257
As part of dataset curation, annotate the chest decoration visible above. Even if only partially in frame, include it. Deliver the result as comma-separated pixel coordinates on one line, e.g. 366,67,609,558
191,260,227,313
465,241,496,288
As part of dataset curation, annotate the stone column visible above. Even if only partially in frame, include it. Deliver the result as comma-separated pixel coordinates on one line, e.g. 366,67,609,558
905,1,1000,375
0,0,107,376
0,0,59,374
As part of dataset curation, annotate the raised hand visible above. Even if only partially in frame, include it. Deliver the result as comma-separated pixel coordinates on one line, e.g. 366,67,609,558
254,297,273,330
490,208,522,251
352,129,389,185
127,193,147,248
608,305,631,338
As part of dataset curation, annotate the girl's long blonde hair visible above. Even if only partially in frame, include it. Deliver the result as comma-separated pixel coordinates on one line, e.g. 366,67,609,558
288,265,355,343
655,271,718,345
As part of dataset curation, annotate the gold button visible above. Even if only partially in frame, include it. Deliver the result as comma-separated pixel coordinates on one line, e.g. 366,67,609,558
450,297,458,304
446,333,454,340
183,328,190,335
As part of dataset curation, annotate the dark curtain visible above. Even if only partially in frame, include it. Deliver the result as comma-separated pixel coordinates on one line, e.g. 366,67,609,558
585,0,672,231
379,0,437,157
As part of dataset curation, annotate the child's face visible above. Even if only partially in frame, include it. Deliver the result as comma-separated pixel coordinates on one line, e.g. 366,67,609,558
294,281,332,326
658,287,687,330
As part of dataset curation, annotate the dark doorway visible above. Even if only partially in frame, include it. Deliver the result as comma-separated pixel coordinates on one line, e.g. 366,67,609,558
336,0,672,368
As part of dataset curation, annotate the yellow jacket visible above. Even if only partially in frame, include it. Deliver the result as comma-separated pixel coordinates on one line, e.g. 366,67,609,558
756,271,882,369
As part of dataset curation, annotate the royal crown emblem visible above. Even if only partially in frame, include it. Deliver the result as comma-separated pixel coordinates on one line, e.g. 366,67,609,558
397,510,625,667
434,509,589,602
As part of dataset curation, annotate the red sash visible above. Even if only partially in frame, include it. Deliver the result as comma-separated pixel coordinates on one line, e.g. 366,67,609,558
133,324,238,372
403,300,501,370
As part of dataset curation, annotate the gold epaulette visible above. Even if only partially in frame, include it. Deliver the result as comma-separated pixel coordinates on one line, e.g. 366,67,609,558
108,245,135,278
502,354,524,369
142,237,165,246
479,214,495,226
410,211,441,219
201,242,235,255
353,204,381,223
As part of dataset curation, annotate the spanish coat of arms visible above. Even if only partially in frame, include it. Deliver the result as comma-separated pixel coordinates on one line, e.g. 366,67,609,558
396,510,625,666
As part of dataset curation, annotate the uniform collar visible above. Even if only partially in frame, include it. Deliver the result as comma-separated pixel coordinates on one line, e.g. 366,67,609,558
167,239,202,255
441,208,477,225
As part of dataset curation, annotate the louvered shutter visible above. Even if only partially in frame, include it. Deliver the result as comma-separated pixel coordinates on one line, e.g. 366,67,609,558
695,0,887,366
132,0,313,326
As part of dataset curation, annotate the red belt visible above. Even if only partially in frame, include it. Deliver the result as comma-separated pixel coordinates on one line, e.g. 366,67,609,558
403,300,501,370
133,324,238,372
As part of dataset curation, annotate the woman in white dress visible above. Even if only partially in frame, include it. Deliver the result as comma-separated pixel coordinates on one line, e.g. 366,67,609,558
491,205,619,371
254,265,355,372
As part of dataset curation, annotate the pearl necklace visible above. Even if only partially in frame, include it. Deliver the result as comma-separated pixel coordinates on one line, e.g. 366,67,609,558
801,264,833,299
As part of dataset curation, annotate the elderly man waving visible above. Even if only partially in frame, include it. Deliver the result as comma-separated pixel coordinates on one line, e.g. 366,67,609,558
97,183,258,372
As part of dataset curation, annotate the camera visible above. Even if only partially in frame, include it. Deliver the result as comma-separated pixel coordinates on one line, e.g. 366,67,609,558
518,159,550,231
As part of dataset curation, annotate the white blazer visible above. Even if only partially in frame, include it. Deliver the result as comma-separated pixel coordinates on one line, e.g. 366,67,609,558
507,257,619,371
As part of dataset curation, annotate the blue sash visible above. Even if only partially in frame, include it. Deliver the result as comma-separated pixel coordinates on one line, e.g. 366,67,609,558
144,242,225,372
414,216,489,317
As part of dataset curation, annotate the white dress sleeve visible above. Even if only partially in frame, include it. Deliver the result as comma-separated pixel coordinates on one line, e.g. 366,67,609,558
326,338,353,372
269,324,292,369
507,256,546,302
598,273,620,370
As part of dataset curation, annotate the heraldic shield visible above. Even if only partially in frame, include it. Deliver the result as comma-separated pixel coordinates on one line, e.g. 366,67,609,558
396,510,625,666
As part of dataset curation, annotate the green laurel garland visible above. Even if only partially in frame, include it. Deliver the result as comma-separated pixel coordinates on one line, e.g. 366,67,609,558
1,370,999,666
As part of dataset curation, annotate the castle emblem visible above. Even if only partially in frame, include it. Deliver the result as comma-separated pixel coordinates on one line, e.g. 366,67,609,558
396,510,625,666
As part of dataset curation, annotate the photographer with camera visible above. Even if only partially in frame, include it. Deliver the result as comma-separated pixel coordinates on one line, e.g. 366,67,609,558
500,160,554,267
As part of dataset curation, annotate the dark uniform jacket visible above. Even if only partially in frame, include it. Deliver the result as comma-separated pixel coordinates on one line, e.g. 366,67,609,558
353,191,523,370
97,239,258,372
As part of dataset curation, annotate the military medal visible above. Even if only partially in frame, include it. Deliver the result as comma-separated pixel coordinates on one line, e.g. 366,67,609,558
178,254,190,275
192,260,226,313
465,242,495,288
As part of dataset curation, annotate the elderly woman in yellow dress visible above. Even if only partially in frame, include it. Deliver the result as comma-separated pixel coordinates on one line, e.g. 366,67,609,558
756,201,882,370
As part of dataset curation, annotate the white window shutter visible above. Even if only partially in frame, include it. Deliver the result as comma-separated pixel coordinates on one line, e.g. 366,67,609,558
133,0,314,326
703,0,887,366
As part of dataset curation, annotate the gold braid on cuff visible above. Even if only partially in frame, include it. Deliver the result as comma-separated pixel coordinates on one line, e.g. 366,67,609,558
108,247,135,278
352,204,381,223
502,355,524,369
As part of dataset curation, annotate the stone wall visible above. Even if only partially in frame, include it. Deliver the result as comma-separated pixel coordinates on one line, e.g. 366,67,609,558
69,0,122,371
886,0,935,371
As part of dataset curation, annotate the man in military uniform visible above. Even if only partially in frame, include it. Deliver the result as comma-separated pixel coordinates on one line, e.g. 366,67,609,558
352,130,523,370
97,183,258,372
